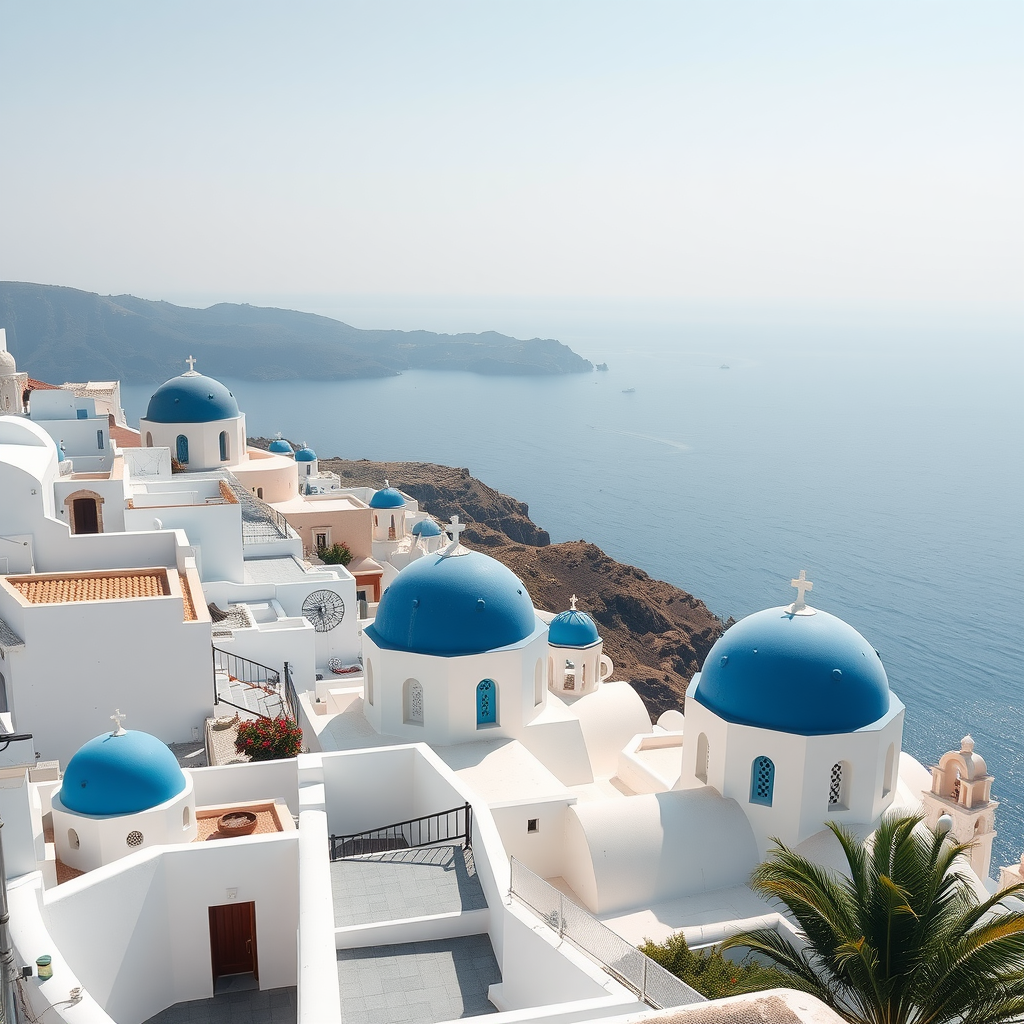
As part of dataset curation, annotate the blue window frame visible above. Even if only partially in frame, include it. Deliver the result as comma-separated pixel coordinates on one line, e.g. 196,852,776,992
176,434,189,464
750,756,775,806
476,679,497,727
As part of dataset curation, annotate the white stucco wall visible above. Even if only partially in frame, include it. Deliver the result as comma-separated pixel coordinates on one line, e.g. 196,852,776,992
124,502,243,583
562,788,760,915
43,833,298,1024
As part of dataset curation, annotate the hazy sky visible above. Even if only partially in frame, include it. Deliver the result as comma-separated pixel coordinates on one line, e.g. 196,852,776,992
2,2,1021,313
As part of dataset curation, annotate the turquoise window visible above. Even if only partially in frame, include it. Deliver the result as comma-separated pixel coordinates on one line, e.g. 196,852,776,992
750,756,775,806
176,434,189,464
476,679,496,726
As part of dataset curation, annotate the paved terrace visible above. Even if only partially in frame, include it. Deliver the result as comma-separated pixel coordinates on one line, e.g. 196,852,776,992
330,845,486,925
337,936,499,1024
144,985,296,1024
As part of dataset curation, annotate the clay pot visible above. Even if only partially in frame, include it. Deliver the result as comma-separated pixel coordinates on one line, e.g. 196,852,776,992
218,811,258,837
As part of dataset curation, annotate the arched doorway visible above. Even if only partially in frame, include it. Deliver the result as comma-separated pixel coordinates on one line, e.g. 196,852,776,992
64,490,105,534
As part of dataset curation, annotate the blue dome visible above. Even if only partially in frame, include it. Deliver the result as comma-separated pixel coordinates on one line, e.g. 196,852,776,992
367,550,538,656
548,609,600,647
145,373,239,424
370,487,406,509
295,447,317,462
411,519,442,537
61,730,187,815
268,439,293,454
693,607,890,736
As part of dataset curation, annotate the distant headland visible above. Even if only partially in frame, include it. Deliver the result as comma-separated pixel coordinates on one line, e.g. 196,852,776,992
0,282,593,384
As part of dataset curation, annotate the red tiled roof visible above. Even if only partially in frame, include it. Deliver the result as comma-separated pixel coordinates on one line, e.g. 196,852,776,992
25,378,59,391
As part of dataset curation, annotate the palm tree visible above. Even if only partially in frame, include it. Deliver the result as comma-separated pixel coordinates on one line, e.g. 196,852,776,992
722,812,1024,1024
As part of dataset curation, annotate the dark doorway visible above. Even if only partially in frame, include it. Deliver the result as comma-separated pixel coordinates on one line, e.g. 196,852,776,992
72,498,100,534
209,901,258,983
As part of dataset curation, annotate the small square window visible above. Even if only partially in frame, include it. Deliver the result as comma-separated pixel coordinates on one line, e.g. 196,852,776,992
527,818,539,834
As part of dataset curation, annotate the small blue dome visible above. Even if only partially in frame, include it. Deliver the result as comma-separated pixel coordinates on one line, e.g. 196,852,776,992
549,608,601,647
268,439,293,454
411,519,442,537
61,730,187,815
295,447,317,462
367,550,538,656
693,607,890,736
370,487,406,509
145,373,239,424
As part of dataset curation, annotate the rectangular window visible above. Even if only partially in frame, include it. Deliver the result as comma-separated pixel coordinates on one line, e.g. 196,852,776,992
527,818,539,834
97,429,104,450
76,409,88,420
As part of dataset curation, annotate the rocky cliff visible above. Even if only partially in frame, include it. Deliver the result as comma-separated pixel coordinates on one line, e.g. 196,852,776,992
321,456,729,722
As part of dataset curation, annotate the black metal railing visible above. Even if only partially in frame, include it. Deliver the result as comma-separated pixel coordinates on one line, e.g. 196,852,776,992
213,646,293,721
329,803,472,860
225,473,297,543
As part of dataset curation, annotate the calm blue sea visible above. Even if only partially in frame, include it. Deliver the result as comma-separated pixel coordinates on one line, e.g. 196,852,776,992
121,305,1024,869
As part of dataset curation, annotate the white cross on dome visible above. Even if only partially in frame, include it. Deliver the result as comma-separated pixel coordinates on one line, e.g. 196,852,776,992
788,570,815,615
110,708,127,736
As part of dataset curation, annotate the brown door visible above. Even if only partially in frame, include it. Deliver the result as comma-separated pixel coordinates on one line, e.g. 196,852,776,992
72,498,99,534
209,902,258,981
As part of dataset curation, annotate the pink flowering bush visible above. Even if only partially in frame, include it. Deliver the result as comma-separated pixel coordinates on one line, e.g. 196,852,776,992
235,716,303,761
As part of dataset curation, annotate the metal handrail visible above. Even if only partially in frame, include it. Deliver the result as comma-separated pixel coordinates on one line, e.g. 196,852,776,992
213,646,294,721
329,802,472,860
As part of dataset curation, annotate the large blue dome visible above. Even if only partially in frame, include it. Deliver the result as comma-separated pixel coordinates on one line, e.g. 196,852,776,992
268,439,293,454
367,550,538,656
145,373,239,424
370,487,406,509
693,607,890,735
295,447,317,462
61,730,187,815
548,609,600,647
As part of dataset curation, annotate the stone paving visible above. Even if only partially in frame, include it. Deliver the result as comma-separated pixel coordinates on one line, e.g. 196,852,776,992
331,845,486,926
143,985,296,1023
336,936,499,1024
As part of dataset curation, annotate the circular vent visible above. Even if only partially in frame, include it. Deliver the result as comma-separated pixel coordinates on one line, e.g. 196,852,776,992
126,831,144,848
301,590,345,632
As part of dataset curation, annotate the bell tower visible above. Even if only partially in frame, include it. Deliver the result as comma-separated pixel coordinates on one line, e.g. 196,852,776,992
922,735,998,881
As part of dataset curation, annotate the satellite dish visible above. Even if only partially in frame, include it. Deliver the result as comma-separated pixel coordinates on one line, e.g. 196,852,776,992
301,589,345,632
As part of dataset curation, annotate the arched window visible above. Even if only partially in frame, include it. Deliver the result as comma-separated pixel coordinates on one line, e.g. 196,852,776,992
829,762,849,810
882,743,895,797
695,733,709,784
953,769,962,803
477,679,497,726
183,806,191,829
219,431,230,461
534,660,544,706
403,679,424,725
145,431,153,447
582,663,587,685
306,464,311,476
175,434,189,464
564,659,576,691
389,515,397,541
750,756,775,806
366,661,374,706
68,828,80,850
256,487,263,499
96,429,104,450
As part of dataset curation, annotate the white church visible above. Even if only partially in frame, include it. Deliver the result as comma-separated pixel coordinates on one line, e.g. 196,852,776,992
0,332,1015,1024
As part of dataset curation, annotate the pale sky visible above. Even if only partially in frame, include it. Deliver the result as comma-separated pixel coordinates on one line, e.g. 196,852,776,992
1,1,1021,313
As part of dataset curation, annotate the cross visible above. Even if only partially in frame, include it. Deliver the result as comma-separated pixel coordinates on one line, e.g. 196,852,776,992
570,594,578,611
185,355,197,372
110,708,127,736
790,570,813,611
384,479,390,489
447,515,465,546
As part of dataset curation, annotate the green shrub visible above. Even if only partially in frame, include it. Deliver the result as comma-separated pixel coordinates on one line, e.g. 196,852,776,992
234,716,303,761
640,932,788,1000
318,542,352,566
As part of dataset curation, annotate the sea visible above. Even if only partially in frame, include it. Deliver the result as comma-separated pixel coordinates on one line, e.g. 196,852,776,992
120,301,1024,869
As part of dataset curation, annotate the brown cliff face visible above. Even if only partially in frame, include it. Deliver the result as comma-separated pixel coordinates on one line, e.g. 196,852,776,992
315,457,729,722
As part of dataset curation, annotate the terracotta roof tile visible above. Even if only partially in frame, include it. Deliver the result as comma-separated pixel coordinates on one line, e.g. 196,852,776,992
178,572,198,621
10,570,170,604
25,378,60,391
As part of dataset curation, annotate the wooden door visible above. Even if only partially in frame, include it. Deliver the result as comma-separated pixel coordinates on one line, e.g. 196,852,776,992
209,902,258,981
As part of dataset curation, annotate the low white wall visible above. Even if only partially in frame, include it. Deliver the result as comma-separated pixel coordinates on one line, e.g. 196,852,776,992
191,759,300,817
321,745,417,834
490,800,571,881
335,908,490,948
43,833,298,1024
